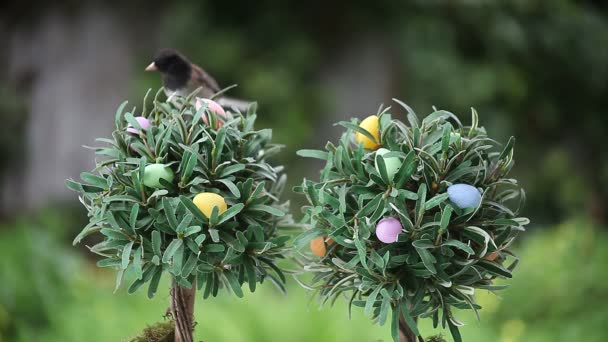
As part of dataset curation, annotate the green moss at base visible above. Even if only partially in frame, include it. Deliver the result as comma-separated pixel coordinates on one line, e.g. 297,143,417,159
126,321,174,342
425,335,446,342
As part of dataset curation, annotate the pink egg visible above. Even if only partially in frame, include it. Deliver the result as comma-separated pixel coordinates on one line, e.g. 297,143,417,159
195,98,227,128
126,117,151,134
376,217,403,243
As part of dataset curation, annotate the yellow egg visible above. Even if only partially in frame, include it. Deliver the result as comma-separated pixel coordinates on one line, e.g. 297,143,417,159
355,115,380,150
193,192,228,218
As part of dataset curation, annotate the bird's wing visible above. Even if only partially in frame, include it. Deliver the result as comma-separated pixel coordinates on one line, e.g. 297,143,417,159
190,64,221,93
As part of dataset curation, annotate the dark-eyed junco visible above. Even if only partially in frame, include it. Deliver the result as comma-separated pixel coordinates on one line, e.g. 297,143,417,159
146,48,250,112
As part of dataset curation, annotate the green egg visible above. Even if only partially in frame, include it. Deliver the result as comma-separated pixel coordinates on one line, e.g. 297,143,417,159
375,148,402,181
143,164,175,188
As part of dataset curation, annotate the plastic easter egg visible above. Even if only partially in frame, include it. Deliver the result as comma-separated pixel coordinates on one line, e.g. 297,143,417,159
447,184,482,209
376,217,403,243
196,98,227,129
142,164,174,188
310,236,335,257
484,251,499,261
193,192,228,218
375,148,401,180
355,115,380,150
126,117,151,134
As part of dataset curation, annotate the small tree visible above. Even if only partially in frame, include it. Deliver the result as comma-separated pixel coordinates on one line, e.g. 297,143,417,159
67,89,291,341
295,101,528,342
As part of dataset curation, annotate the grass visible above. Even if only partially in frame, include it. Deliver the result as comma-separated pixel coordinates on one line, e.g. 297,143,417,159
1,217,608,341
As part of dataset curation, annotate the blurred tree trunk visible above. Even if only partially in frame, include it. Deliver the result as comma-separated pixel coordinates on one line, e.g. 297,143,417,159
318,35,397,143
3,4,160,217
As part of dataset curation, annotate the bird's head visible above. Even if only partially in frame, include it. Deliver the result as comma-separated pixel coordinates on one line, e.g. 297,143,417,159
145,48,191,74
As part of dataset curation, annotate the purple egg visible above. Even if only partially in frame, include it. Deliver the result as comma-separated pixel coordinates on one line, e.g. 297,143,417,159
447,183,482,209
126,117,151,134
376,217,403,243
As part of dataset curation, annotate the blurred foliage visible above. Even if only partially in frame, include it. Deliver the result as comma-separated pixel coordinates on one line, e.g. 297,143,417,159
1,215,606,341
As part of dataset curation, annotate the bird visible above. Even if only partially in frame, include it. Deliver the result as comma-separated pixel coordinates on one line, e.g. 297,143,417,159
145,48,250,111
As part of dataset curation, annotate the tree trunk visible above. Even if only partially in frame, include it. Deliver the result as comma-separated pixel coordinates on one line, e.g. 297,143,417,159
170,278,196,342
399,314,421,342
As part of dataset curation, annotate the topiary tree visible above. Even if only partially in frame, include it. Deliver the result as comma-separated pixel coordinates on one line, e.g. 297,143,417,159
294,100,528,342
66,89,291,342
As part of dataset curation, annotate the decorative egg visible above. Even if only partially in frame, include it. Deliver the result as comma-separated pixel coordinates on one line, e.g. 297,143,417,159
142,164,174,188
375,217,403,243
484,251,499,261
375,148,402,181
310,236,335,257
126,117,151,134
195,98,227,129
447,184,482,209
193,192,228,218
355,115,380,150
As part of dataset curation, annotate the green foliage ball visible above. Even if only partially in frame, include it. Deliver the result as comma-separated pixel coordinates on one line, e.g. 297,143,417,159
67,89,291,299
295,101,528,342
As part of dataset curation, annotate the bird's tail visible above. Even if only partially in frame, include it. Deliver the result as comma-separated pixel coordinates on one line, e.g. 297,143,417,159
217,97,253,113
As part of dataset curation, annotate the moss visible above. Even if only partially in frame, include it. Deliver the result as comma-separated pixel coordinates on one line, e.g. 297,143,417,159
426,334,446,342
126,321,174,342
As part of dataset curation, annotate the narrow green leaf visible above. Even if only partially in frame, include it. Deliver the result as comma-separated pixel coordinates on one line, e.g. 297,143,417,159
120,241,133,270
296,149,330,160
162,239,183,263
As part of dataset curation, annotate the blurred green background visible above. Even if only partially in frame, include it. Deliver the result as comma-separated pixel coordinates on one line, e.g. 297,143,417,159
1,1,607,341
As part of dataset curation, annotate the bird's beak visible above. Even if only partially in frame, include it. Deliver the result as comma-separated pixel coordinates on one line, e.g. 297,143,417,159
145,62,157,71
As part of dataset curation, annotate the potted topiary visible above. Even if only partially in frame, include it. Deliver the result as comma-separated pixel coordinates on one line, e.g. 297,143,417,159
67,89,291,342
294,101,528,342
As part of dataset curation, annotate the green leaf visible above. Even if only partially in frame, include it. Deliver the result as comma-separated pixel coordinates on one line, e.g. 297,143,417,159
217,203,245,225
442,240,474,255
217,179,240,198
224,270,244,298
498,136,515,161
448,318,463,342
219,164,246,178
248,204,284,217
80,172,109,189
358,193,383,218
438,205,452,235
129,203,139,230
183,225,202,237
425,193,449,210
337,121,378,144
375,153,390,184
400,302,420,336
378,289,391,326
176,214,194,233
121,241,134,269
212,127,227,168
151,230,161,256
416,247,436,274
414,183,427,225
364,285,382,316
162,239,183,263
296,149,330,160
114,100,128,128
147,267,162,299
441,124,452,154
162,197,178,231
394,151,417,188
179,195,207,222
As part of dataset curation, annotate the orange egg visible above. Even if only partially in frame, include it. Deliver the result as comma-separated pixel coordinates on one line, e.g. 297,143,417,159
310,236,335,257
484,251,499,261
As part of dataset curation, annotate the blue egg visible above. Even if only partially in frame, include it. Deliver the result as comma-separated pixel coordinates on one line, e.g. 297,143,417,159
447,184,482,209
